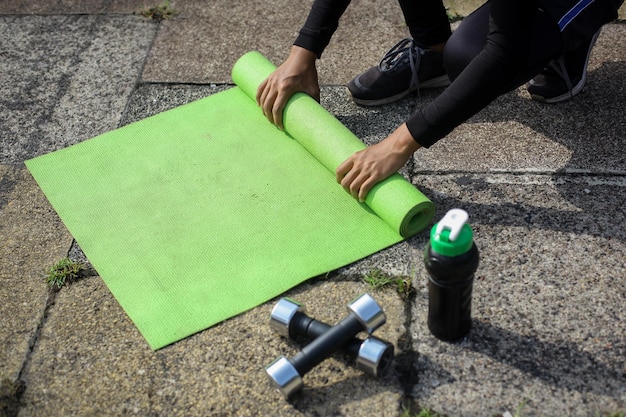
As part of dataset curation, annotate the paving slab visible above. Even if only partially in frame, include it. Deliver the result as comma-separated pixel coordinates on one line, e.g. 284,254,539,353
0,14,157,163
141,1,625,85
407,173,626,416
2,1,625,416
0,0,107,15
0,165,73,382
141,0,421,84
141,0,312,84
413,24,626,174
18,278,406,416
0,0,163,15
17,76,624,416
15,83,406,416
313,24,626,176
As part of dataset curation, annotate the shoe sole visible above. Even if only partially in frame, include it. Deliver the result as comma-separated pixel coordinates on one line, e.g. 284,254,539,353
350,74,451,107
530,77,585,103
530,29,601,104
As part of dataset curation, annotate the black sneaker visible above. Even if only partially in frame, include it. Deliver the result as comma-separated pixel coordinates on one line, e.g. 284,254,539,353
527,29,601,103
347,38,450,106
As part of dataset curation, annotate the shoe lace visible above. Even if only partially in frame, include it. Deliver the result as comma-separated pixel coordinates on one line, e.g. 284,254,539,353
543,29,601,101
378,38,425,93
551,57,574,100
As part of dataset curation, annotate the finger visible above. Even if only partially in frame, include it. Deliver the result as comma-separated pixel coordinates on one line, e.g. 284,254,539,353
358,176,377,202
348,172,368,200
340,167,363,199
258,83,271,115
335,158,354,183
259,78,276,114
262,90,278,125
273,92,288,131
256,78,268,106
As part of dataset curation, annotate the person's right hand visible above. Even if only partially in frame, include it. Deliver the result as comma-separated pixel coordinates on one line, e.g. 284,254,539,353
256,46,320,130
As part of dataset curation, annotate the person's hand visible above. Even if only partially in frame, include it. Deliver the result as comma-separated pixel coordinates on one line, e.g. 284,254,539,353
336,123,420,202
256,46,320,130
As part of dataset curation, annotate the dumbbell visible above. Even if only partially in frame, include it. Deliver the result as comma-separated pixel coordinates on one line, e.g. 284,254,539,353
269,297,394,377
265,293,386,398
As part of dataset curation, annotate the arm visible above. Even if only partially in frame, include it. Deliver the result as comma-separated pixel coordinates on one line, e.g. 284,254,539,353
336,123,420,202
293,0,352,57
337,0,537,200
407,0,537,147
256,46,319,130
256,0,352,129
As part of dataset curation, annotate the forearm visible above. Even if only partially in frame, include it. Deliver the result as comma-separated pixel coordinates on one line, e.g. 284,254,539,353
407,0,536,147
406,51,517,147
336,123,420,202
287,45,318,68
294,0,352,57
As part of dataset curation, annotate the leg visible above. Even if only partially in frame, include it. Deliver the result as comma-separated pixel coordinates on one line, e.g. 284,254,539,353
444,2,562,93
527,29,601,103
397,0,452,48
346,0,454,106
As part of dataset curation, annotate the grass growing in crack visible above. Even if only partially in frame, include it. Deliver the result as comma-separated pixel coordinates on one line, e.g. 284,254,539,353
362,269,414,299
598,411,625,417
445,8,464,23
45,257,85,290
513,400,528,417
401,405,440,417
139,0,177,21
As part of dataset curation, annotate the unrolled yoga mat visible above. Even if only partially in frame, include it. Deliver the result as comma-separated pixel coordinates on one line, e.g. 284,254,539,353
26,51,434,349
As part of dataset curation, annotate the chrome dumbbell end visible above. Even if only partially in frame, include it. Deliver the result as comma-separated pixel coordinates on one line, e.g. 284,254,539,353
266,294,392,397
268,296,395,377
265,356,303,399
355,337,394,377
347,293,386,334
269,298,303,338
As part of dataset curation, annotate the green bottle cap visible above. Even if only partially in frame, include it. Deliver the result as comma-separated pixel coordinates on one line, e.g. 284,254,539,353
430,209,474,257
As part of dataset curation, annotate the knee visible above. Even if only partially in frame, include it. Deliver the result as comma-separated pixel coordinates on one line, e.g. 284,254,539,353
443,34,480,82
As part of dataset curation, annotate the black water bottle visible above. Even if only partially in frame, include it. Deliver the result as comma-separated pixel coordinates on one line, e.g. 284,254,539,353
424,209,479,341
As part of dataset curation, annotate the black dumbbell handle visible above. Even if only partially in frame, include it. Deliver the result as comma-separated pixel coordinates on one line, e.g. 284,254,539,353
290,311,364,358
289,314,363,375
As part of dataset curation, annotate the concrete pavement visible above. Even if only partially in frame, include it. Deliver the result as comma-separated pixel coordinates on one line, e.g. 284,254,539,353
1,1,625,416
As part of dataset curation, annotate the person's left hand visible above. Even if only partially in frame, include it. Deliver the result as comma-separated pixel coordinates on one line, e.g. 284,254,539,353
256,46,319,131
336,123,420,202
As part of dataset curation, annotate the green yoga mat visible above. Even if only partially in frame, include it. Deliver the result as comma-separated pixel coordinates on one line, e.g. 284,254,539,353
26,52,434,349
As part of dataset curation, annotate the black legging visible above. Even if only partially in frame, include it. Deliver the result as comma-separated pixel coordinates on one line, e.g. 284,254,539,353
405,0,567,147
443,2,563,92
296,0,599,148
397,0,451,47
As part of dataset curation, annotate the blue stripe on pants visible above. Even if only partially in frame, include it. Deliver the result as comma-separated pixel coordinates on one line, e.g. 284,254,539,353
558,0,595,30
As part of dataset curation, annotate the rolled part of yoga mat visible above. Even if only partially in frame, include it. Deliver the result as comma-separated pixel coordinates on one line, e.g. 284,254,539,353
232,51,434,237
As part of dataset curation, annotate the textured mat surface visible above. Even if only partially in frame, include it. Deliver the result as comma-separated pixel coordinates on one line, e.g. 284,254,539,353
26,52,433,349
